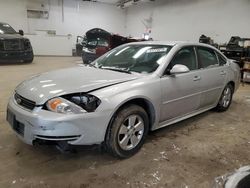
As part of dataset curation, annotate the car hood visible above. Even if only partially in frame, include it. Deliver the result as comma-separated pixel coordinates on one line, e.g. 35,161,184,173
15,66,139,105
0,34,25,40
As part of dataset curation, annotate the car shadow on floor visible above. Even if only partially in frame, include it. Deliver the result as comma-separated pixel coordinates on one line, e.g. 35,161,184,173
12,108,229,174
0,61,33,66
146,110,212,142
30,110,213,156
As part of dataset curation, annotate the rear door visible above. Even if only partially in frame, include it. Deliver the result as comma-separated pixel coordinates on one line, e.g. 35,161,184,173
160,46,202,122
196,46,227,109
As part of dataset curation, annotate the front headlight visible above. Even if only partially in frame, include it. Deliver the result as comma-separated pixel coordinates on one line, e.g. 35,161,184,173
46,97,86,114
45,94,101,114
24,39,32,50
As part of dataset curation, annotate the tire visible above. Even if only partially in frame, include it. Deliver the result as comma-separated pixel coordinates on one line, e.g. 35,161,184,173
25,55,34,63
25,59,33,63
215,84,234,112
105,105,149,158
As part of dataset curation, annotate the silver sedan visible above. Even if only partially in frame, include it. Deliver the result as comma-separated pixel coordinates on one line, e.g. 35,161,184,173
7,41,240,158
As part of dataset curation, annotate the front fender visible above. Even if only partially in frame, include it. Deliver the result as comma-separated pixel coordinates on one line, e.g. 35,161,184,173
91,77,162,130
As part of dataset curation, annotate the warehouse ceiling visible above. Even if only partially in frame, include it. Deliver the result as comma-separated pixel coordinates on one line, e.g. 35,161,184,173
83,0,156,7
98,0,119,3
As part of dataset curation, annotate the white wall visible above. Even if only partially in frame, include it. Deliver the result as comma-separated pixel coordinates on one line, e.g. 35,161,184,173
1,0,250,55
0,0,28,32
26,34,73,56
0,0,125,55
26,0,126,37
125,0,250,44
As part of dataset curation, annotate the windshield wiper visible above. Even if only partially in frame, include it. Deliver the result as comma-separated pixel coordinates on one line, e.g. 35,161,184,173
84,63,97,68
100,67,132,74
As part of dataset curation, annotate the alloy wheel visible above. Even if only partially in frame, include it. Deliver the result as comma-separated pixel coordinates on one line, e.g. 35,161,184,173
221,86,232,108
118,115,145,151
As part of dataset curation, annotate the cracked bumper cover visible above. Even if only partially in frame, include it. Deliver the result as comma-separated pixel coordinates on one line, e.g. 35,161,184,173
7,95,112,145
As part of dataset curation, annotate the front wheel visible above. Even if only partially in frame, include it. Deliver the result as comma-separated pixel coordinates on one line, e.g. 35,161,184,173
215,84,234,112
105,105,149,158
25,55,34,63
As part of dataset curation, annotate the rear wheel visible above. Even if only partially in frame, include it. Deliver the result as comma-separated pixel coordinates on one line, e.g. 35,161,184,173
105,105,149,158
215,84,233,112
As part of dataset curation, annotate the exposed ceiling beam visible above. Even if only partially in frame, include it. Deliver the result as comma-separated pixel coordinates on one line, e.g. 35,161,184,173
117,0,155,9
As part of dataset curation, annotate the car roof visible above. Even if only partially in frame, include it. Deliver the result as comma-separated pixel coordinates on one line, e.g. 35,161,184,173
127,41,179,46
127,40,216,48
126,40,221,53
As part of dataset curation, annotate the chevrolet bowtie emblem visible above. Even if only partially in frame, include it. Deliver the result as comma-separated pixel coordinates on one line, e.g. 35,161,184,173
16,98,22,104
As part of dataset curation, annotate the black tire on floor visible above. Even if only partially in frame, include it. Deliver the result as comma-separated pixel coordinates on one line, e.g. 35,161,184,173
25,57,34,63
215,84,234,112
105,104,149,159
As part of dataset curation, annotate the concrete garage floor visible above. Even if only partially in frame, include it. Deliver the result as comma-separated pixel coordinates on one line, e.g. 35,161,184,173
0,56,250,188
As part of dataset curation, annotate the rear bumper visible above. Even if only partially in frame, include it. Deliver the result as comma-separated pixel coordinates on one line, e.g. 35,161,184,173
0,50,33,63
7,95,112,146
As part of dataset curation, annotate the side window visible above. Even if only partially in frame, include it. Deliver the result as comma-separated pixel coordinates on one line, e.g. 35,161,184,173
216,52,227,65
197,47,219,68
168,47,197,71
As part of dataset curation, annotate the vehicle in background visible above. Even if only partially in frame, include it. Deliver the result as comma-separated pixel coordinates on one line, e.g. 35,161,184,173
0,22,33,63
220,36,250,82
77,28,145,63
199,34,219,49
219,36,250,61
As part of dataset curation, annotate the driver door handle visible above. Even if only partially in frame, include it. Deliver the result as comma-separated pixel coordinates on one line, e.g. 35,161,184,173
193,75,201,81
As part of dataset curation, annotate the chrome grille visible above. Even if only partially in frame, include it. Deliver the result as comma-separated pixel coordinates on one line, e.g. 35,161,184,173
14,93,36,111
4,39,23,51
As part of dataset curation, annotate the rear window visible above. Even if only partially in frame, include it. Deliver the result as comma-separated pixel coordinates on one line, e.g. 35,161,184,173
216,52,227,65
87,38,109,47
197,47,219,68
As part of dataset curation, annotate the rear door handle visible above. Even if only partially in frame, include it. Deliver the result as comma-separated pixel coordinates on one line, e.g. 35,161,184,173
193,75,201,81
220,71,226,75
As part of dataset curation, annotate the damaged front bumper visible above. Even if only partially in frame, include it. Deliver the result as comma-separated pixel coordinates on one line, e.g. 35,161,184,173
6,95,112,146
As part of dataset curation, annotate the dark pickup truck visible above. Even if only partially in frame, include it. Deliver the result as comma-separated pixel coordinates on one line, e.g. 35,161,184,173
0,22,33,63
220,36,250,82
220,36,250,62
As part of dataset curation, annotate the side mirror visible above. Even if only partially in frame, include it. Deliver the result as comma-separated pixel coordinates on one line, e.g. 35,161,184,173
18,30,24,36
170,64,190,74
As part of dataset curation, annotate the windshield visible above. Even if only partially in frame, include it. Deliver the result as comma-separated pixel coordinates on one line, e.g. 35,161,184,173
92,45,172,74
87,38,109,47
0,23,16,34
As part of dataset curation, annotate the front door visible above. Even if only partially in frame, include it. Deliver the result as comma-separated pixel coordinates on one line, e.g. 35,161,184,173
160,46,201,122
